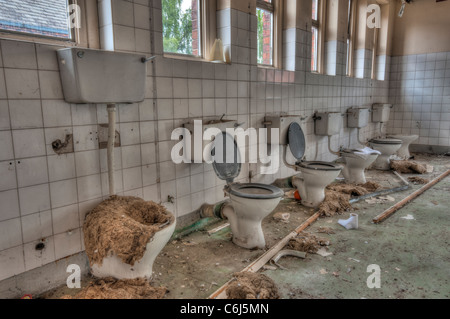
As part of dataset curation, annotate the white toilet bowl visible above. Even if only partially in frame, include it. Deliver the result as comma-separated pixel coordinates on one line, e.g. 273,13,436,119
212,133,284,249
341,148,380,184
387,135,418,159
369,138,403,170
223,184,283,249
285,122,343,208
91,220,176,280
292,161,342,207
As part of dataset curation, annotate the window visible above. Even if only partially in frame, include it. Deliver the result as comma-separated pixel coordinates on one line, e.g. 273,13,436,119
346,0,356,76
371,28,379,79
162,0,201,57
257,0,274,66
0,0,74,40
311,0,320,72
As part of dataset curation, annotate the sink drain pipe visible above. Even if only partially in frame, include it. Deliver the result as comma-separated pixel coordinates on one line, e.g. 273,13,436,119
107,104,116,196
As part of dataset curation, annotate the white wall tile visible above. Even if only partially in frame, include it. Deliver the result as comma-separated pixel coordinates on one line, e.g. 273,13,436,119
73,125,99,152
18,184,51,216
0,40,37,69
77,174,102,202
0,100,10,130
50,179,78,209
9,100,43,129
121,144,141,168
47,154,76,182
12,129,46,158
52,204,80,234
53,228,82,260
122,166,142,190
112,0,134,26
42,98,72,126
0,189,20,222
0,218,22,250
120,122,140,145
21,211,52,243
23,237,55,272
36,44,59,70
4,69,40,99
142,163,157,186
71,104,97,126
0,246,25,281
38,71,63,99
0,131,14,161
16,157,48,187
75,150,100,177
141,142,156,165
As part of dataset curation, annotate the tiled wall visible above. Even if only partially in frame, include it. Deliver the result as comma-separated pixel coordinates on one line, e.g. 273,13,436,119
0,0,389,283
387,52,450,147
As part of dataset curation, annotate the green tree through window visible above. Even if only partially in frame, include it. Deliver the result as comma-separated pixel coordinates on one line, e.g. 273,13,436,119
162,0,200,56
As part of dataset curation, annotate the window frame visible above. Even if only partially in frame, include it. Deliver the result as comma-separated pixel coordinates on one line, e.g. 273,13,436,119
311,0,326,73
162,0,216,62
371,27,379,80
346,0,356,77
0,0,99,48
256,0,282,69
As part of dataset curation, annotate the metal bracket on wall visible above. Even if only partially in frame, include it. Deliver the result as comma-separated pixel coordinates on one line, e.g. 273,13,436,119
52,134,74,155
98,124,121,149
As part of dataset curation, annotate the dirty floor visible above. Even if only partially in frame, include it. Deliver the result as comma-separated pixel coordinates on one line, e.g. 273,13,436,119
41,153,450,299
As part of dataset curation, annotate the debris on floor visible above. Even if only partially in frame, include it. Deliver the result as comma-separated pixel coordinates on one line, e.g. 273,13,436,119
318,182,382,217
83,196,175,266
317,190,352,217
400,214,415,220
316,247,333,257
408,177,430,185
226,272,280,299
365,195,396,204
338,213,359,230
390,160,428,174
327,182,382,196
316,226,335,234
271,250,307,269
273,212,291,223
287,232,330,253
61,277,167,299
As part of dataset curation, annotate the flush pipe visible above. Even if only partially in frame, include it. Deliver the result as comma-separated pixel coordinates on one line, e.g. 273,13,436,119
107,104,116,196
356,128,367,146
327,135,341,156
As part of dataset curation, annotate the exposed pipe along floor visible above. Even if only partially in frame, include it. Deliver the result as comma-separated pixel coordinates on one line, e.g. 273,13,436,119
41,153,450,299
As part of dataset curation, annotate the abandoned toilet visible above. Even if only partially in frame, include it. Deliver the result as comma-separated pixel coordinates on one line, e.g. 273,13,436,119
211,132,284,249
286,119,342,208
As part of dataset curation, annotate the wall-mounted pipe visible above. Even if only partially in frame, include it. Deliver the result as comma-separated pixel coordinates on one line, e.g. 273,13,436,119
327,135,341,156
272,176,294,188
107,104,116,196
356,128,367,146
282,145,298,171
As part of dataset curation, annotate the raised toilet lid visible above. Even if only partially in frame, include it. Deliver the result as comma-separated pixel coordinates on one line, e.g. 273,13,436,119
212,132,283,199
287,122,306,161
370,138,402,145
211,132,241,183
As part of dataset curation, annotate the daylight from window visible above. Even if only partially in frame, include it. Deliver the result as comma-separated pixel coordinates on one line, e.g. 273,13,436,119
162,0,201,56
0,0,71,39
